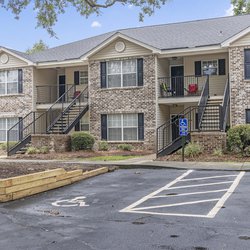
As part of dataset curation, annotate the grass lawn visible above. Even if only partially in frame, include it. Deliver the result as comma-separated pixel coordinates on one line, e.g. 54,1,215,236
84,155,142,161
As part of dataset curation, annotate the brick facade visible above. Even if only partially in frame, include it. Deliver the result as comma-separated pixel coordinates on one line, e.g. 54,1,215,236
191,132,227,153
88,55,156,150
229,46,250,125
0,66,33,119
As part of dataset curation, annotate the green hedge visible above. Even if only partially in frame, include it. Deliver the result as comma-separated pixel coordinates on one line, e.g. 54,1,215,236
71,132,95,151
227,125,250,155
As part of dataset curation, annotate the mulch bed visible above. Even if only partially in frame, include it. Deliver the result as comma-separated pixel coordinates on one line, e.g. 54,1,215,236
0,150,152,179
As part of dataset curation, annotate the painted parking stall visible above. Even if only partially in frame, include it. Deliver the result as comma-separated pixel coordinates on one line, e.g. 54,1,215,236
120,170,245,218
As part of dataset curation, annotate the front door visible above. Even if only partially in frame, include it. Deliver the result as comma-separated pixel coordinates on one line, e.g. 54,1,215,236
171,114,180,141
59,75,66,99
171,66,184,96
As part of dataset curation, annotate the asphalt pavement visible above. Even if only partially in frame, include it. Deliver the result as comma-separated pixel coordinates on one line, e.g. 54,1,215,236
0,168,249,250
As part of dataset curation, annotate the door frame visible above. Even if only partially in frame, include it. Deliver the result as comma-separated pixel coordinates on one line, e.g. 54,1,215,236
58,74,66,99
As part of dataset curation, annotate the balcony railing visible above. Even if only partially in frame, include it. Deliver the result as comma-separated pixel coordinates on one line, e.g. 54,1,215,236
36,84,74,104
158,75,206,98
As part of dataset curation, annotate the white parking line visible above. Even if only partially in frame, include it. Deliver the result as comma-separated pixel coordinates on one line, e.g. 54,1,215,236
179,174,238,182
120,170,193,212
131,199,220,211
207,171,245,218
120,170,245,218
151,189,228,198
166,181,234,190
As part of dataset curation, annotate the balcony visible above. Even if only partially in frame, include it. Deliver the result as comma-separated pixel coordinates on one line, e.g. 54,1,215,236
158,75,207,104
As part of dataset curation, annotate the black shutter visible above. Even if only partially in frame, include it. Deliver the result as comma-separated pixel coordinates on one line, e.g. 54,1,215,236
195,61,202,76
19,117,23,140
75,121,80,131
100,62,107,88
137,58,144,86
74,71,79,85
138,113,144,141
101,114,107,140
218,59,226,75
18,69,23,93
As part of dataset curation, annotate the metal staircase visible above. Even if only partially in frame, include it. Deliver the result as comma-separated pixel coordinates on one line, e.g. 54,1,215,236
7,86,88,156
156,76,230,158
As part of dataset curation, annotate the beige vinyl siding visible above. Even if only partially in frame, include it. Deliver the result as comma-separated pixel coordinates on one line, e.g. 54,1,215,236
231,32,250,47
90,39,151,60
65,66,88,92
34,68,57,105
183,53,228,96
0,52,28,69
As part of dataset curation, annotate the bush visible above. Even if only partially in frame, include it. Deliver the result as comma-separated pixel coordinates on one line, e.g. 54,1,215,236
71,132,95,151
39,146,50,154
98,141,109,151
0,142,16,151
212,148,223,157
227,125,250,155
117,144,133,151
184,143,203,158
26,147,39,154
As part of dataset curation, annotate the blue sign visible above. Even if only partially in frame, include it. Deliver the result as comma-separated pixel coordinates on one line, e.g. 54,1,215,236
179,118,188,136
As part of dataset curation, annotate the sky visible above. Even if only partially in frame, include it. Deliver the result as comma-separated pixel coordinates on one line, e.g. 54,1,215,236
0,0,234,52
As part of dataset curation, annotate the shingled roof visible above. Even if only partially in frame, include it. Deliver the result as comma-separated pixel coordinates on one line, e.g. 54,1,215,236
3,14,250,63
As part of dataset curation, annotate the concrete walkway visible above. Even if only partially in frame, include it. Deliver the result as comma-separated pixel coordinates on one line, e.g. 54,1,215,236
0,154,250,171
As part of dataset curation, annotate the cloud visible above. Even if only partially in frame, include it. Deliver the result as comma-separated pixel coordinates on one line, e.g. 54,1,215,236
225,5,234,16
91,21,102,28
128,4,133,9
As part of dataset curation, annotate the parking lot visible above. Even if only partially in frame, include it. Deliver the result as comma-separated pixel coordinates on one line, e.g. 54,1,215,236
0,168,249,250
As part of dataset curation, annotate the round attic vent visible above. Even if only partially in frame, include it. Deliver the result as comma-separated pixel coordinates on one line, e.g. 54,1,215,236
115,41,126,53
0,54,9,64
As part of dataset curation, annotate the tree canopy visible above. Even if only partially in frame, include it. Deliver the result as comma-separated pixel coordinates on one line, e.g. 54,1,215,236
26,40,49,54
231,0,250,15
1,0,167,36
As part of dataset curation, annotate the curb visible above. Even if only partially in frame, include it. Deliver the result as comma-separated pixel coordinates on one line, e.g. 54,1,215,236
0,167,109,202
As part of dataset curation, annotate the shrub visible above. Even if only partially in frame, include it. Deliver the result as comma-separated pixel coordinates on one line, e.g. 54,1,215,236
212,148,223,157
184,143,203,158
39,146,50,154
117,144,133,151
26,147,39,154
227,125,250,155
98,141,109,151
71,132,95,151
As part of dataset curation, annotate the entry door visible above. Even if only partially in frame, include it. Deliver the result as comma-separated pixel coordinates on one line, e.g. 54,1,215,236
59,75,66,99
171,66,184,96
171,114,180,141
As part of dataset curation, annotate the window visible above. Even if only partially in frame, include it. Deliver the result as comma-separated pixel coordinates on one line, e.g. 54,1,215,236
107,114,138,141
0,70,19,95
107,59,137,88
0,117,19,142
80,111,89,131
246,109,250,124
202,60,218,75
245,50,250,80
79,71,88,85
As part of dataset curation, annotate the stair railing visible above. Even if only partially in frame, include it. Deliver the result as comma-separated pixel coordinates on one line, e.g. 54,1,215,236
219,77,230,131
197,75,209,130
48,87,89,133
156,106,199,157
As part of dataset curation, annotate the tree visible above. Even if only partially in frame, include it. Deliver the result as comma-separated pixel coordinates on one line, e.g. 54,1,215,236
26,40,49,54
231,0,250,15
0,0,167,37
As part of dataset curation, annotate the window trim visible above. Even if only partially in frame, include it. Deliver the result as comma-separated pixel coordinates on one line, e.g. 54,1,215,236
79,71,88,85
0,70,19,95
107,113,139,141
202,59,218,76
0,117,19,142
244,49,250,80
106,59,138,88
